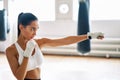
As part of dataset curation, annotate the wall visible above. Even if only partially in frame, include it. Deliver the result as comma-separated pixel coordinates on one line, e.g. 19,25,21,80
0,20,120,52
0,22,17,52
90,20,120,38
37,20,120,38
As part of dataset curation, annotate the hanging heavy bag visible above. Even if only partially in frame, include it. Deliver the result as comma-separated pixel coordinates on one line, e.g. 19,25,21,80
77,0,90,54
0,9,8,41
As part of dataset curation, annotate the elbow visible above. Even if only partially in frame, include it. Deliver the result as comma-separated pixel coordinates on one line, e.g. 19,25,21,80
15,76,24,80
14,73,25,80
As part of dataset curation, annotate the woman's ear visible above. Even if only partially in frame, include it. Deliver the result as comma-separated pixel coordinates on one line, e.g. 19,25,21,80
19,24,24,31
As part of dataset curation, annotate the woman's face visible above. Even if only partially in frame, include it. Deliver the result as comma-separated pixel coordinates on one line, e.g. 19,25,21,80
20,20,39,40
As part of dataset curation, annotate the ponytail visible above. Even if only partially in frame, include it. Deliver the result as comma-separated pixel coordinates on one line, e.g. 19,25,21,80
17,12,38,37
17,12,24,37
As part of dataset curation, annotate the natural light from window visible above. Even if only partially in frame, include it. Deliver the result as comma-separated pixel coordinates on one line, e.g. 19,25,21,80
0,1,3,10
9,0,120,21
90,0,120,20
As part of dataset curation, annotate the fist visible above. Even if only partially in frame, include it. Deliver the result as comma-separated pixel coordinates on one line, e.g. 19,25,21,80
23,39,37,57
87,32,104,39
26,39,36,49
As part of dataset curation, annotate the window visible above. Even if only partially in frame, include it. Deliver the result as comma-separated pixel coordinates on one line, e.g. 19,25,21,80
90,0,120,20
0,0,3,10
9,0,120,21
9,0,55,21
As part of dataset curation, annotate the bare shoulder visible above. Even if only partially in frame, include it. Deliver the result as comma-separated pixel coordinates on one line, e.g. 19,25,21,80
35,38,50,42
6,44,17,58
35,38,51,48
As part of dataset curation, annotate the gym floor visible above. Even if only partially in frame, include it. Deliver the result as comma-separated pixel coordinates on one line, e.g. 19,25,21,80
0,53,120,80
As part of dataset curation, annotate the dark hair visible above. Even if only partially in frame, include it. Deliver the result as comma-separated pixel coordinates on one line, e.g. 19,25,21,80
17,12,38,37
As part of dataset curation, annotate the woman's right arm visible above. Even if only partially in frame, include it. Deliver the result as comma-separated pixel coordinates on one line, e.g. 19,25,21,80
6,47,29,80
6,40,36,80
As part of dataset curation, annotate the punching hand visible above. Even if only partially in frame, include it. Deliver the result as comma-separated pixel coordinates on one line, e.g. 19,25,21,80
87,32,104,39
23,39,36,57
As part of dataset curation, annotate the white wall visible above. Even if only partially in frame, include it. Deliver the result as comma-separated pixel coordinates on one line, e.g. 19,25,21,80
37,20,120,38
91,20,120,38
0,20,120,52
0,21,17,52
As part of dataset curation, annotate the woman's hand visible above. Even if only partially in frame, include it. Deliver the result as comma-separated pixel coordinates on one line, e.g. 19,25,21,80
23,39,36,57
87,32,104,40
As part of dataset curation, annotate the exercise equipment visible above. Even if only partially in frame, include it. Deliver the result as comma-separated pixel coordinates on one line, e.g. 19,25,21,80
0,9,9,41
77,0,90,54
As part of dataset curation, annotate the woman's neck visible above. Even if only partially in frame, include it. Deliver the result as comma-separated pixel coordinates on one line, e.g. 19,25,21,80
17,34,28,49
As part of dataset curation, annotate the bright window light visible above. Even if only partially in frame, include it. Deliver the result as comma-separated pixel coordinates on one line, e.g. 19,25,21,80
90,0,120,20
73,0,120,21
9,0,120,21
9,0,55,21
0,1,3,10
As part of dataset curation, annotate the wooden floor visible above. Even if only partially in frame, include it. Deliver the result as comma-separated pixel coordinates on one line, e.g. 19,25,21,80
0,53,120,80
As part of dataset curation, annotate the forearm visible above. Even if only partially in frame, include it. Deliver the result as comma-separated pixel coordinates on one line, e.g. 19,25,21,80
42,32,104,47
15,57,29,80
48,35,88,47
15,40,36,79
62,35,88,44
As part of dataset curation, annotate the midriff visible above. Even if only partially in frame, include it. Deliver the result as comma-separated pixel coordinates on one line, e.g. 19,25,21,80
25,68,41,79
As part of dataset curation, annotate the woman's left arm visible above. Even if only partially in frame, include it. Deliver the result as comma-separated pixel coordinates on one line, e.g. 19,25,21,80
36,35,87,48
36,32,104,48
42,35,88,47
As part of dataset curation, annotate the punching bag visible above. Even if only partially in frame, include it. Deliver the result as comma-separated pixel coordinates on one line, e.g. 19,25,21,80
77,0,90,54
0,9,8,41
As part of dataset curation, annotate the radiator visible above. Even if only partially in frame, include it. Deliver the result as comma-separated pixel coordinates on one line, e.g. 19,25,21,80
41,38,120,57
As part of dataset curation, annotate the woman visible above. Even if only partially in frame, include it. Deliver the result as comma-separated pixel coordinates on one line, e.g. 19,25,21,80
6,12,104,80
